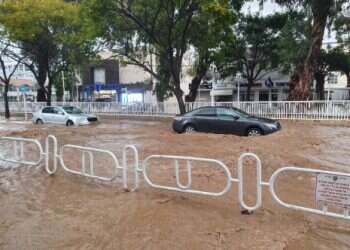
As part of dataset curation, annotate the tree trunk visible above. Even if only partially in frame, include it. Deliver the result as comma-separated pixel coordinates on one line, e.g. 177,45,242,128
4,82,10,119
185,63,208,102
47,78,52,106
36,57,49,102
314,71,325,100
174,87,186,114
37,87,47,102
36,69,47,103
246,79,254,101
289,1,331,100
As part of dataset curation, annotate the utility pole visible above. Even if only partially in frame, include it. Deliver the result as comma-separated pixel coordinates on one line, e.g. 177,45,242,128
62,71,65,103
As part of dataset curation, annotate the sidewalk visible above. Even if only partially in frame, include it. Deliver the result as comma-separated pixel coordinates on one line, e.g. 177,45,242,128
0,117,31,124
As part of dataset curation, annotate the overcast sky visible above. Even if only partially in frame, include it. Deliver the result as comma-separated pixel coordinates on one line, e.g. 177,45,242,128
243,0,282,16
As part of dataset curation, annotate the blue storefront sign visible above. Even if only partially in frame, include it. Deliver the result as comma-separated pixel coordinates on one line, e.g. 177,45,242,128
19,84,30,93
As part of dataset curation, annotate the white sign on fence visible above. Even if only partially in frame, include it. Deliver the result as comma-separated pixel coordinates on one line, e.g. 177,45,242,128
316,174,350,209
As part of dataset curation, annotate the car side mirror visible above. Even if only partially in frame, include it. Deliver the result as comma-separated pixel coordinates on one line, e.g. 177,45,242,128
232,115,240,120
58,111,65,115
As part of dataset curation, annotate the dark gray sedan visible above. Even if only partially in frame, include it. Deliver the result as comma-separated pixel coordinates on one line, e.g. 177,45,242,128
172,106,281,136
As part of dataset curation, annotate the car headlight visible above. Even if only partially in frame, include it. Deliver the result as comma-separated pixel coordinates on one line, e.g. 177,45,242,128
174,117,183,121
265,123,277,129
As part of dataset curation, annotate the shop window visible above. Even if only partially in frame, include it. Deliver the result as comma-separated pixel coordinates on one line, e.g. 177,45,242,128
327,73,338,85
94,68,106,84
122,93,143,104
271,89,279,101
259,91,269,101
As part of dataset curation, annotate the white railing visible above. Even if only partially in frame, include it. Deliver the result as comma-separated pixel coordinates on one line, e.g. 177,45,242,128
1,134,350,221
2,100,350,120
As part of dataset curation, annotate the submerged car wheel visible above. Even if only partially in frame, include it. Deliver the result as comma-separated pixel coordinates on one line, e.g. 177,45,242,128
36,119,44,125
247,127,262,137
66,120,74,127
184,124,196,133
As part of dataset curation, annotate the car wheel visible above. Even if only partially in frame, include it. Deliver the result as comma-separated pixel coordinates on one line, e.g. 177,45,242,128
66,120,74,127
247,127,262,137
36,119,44,125
184,124,196,133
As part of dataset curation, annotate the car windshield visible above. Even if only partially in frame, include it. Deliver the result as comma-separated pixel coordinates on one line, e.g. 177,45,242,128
63,106,83,114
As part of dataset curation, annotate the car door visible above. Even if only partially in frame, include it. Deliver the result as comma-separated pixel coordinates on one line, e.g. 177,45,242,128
192,107,217,132
41,107,55,123
215,107,242,135
51,107,67,124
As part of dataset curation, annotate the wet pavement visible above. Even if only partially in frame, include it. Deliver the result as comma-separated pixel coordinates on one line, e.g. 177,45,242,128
0,118,350,249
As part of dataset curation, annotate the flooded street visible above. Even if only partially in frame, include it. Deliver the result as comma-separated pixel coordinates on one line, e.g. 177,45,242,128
0,118,350,249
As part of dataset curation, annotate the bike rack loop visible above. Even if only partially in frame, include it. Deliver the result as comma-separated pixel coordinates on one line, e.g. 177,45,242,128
122,145,140,191
59,144,121,182
269,166,350,220
142,155,234,197
0,136,44,166
44,135,140,188
237,153,265,212
45,135,59,175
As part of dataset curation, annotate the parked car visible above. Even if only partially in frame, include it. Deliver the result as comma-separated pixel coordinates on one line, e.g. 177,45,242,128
172,106,281,136
32,106,98,126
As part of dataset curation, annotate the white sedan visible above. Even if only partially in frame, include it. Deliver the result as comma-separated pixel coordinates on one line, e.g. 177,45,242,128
32,106,99,126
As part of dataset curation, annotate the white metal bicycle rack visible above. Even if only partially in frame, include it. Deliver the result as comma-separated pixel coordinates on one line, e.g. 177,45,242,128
0,135,139,189
0,137,43,166
0,134,349,221
141,153,350,220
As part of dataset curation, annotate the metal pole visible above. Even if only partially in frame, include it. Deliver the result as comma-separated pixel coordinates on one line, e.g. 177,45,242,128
23,93,27,121
62,71,65,103
238,81,240,104
327,88,330,101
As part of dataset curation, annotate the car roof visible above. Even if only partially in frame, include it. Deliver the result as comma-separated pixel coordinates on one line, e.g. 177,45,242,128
42,106,76,108
191,106,232,110
42,106,60,108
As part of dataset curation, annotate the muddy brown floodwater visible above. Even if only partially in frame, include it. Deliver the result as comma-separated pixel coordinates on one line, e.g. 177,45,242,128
0,118,350,250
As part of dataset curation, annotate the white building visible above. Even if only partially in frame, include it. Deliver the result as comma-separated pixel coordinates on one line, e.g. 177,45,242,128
0,54,37,101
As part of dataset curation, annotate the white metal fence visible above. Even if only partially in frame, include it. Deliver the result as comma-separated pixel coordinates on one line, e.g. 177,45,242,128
1,134,350,221
2,100,350,120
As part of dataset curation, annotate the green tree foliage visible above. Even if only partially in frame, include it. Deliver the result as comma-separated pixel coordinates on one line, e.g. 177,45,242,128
275,0,348,100
0,0,90,105
185,2,237,102
216,14,287,100
83,0,236,113
313,48,350,100
277,11,311,74
52,66,78,102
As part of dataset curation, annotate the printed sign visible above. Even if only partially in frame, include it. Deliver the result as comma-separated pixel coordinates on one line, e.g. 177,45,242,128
19,84,30,93
316,174,350,209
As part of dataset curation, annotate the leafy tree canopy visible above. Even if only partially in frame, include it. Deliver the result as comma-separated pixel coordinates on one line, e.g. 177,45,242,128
0,0,91,104
83,0,236,113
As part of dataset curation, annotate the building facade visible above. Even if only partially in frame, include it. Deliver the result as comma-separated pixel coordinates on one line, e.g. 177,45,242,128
0,55,37,101
80,53,155,103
